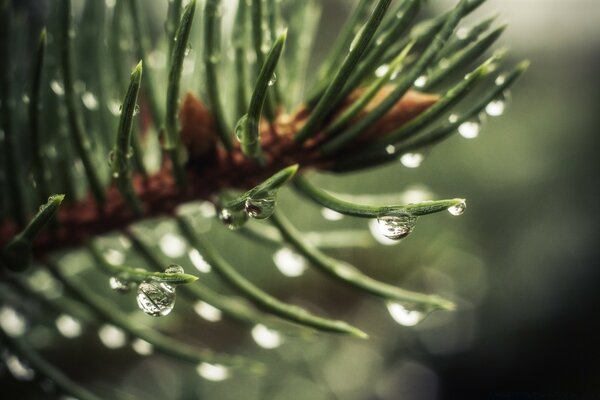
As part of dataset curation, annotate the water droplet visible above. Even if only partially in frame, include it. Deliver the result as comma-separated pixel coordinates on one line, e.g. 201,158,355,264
81,91,99,110
136,281,176,317
385,145,396,155
188,249,211,273
455,27,471,40
196,362,230,381
133,104,141,116
448,200,466,216
234,114,248,141
50,80,65,96
112,171,120,179
185,44,192,56
485,92,509,117
103,248,125,266
0,306,26,337
375,64,390,78
400,152,424,168
165,264,184,275
495,74,507,86
131,338,154,355
218,207,248,230
414,75,428,88
273,247,307,277
448,113,459,124
198,201,217,218
109,276,134,292
321,208,344,221
194,301,222,322
55,314,82,338
375,213,417,241
98,324,127,349
3,353,35,381
108,99,121,116
386,302,428,326
251,324,283,349
22,94,30,104
458,115,483,139
159,233,187,258
268,73,277,86
245,195,276,220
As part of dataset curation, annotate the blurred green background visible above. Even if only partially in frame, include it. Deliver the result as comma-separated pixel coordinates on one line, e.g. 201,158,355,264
2,0,600,399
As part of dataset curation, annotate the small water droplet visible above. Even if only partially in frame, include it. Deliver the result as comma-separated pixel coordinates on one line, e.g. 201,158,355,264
448,113,459,124
495,74,507,86
218,207,248,230
98,324,127,349
375,213,417,241
251,324,283,349
458,115,484,139
194,301,222,322
159,233,187,258
3,353,35,381
414,75,428,88
133,104,141,116
103,248,125,266
50,80,65,96
273,247,307,277
184,44,192,56
108,99,121,116
0,306,26,337
321,208,344,221
385,145,396,155
147,50,167,69
245,195,276,220
234,114,249,141
268,73,277,86
375,64,390,78
112,171,120,179
81,91,99,110
455,27,471,40
109,276,134,292
188,249,211,273
196,362,230,381
136,281,176,317
55,314,82,338
485,92,509,117
386,301,428,326
400,152,424,168
131,338,154,355
22,94,30,104
448,200,466,216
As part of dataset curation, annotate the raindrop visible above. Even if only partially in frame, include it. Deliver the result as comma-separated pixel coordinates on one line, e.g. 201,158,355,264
400,152,424,168
131,338,154,355
50,80,65,96
485,92,509,117
375,213,417,241
55,314,82,339
321,208,344,221
196,362,230,382
185,44,192,56
458,115,483,139
103,248,125,266
193,301,222,322
455,27,471,40
159,233,187,258
165,264,184,275
81,91,99,110
234,114,249,141
188,249,211,273
0,306,26,337
108,99,121,116
375,64,390,78
385,145,396,155
251,324,283,349
3,353,35,381
448,113,459,124
98,324,127,349
273,247,307,277
136,281,176,317
133,104,141,116
414,75,428,88
448,200,467,216
218,207,248,230
495,74,507,86
109,276,134,293
268,73,277,87
245,195,276,220
386,302,428,326
112,172,120,179
369,219,401,246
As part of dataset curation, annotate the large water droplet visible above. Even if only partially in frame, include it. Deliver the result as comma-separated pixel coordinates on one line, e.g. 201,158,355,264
164,264,184,275
136,281,176,317
55,314,82,338
458,115,484,139
273,247,307,277
218,207,248,230
196,362,230,381
188,249,211,273
321,208,344,221
268,73,277,87
0,306,26,337
485,92,509,117
386,302,428,326
251,324,283,349
400,152,424,168
81,91,99,110
448,200,467,216
194,301,222,322
159,233,187,258
375,213,417,241
3,353,35,381
414,75,428,88
131,338,154,355
98,324,127,349
245,195,276,220
50,80,65,96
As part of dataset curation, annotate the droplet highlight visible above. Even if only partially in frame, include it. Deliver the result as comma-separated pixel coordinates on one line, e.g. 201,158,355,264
400,152,424,168
245,195,276,220
375,213,417,241
218,207,248,230
386,302,428,326
448,200,466,216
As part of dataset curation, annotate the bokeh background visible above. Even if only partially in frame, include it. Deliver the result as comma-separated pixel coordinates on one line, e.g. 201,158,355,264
2,0,600,399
